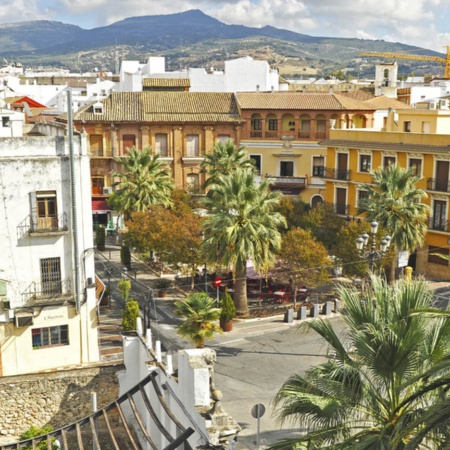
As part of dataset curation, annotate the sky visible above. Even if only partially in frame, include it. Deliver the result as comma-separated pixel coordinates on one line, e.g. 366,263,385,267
1,0,450,54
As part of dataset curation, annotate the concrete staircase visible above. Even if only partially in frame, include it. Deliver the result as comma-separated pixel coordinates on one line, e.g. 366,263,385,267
98,301,123,362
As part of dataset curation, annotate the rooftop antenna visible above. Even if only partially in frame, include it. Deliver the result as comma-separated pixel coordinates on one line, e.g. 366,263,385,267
115,40,119,75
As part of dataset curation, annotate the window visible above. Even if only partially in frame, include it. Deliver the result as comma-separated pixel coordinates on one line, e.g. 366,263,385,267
409,158,422,177
357,190,369,206
91,177,105,195
89,134,103,157
186,134,199,157
155,133,168,157
36,191,57,230
32,325,69,349
312,156,324,177
2,116,10,127
384,156,396,168
422,121,430,133
251,118,262,130
93,103,103,114
359,154,371,172
268,119,278,131
249,154,261,175
122,134,136,152
404,121,411,132
217,134,231,144
428,246,449,266
186,173,200,194
40,257,62,295
280,161,294,177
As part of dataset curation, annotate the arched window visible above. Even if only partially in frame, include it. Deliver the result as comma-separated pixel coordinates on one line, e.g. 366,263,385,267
311,195,323,208
299,114,311,138
281,114,295,132
352,115,367,129
315,114,327,139
251,114,263,137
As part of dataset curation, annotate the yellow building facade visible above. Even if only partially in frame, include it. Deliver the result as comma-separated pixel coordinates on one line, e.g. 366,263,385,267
323,109,450,279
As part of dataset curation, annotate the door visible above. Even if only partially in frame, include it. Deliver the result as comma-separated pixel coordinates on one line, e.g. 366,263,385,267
280,161,294,177
336,188,347,215
433,200,447,230
337,153,348,180
436,161,449,192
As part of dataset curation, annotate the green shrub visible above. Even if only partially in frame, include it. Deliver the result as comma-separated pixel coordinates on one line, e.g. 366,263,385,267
96,225,106,250
220,289,236,321
122,299,140,331
19,425,58,450
120,244,131,268
118,279,131,301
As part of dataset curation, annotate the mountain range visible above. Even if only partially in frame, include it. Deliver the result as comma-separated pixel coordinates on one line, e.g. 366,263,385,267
0,10,445,78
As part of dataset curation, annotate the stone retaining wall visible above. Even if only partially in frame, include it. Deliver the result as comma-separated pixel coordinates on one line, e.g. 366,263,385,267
0,363,123,443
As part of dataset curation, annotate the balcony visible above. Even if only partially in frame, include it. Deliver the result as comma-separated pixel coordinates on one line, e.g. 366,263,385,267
323,168,351,181
315,131,327,140
22,279,73,306
266,175,307,194
298,131,311,139
29,213,68,235
250,130,263,138
429,217,450,232
427,178,450,193
264,131,278,139
331,203,350,216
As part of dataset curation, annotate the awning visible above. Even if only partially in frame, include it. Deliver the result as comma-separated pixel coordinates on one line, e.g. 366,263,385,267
92,200,110,214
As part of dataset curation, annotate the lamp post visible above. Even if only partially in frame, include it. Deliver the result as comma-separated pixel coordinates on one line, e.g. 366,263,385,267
355,220,391,271
200,231,208,294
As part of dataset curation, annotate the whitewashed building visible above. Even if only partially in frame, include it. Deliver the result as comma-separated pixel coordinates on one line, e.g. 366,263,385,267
0,119,100,376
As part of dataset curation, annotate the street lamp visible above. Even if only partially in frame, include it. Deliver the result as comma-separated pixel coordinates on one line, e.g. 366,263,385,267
200,231,208,294
355,220,391,271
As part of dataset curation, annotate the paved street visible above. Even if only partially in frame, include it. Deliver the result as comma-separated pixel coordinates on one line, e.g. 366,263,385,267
95,243,450,449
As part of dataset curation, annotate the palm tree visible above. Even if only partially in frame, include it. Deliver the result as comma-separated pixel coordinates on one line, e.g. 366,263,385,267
110,147,174,219
358,164,430,280
173,292,223,348
270,275,450,449
202,168,286,315
201,140,256,188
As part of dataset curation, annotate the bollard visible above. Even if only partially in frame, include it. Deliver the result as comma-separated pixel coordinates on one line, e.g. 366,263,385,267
146,329,152,349
334,299,340,313
166,354,173,375
323,301,332,315
284,309,294,323
136,317,143,336
310,304,319,318
297,306,307,320
155,340,162,362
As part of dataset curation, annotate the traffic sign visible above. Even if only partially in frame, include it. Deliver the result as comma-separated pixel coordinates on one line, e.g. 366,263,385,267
251,403,266,419
214,277,222,287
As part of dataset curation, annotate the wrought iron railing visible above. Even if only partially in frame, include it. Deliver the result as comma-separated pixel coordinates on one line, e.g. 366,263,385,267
331,203,350,216
429,217,450,232
30,213,68,233
250,130,263,138
266,175,307,187
298,130,311,139
22,278,73,304
427,178,450,193
323,168,351,181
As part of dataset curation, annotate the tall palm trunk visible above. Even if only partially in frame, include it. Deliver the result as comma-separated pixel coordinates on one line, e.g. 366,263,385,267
234,266,248,316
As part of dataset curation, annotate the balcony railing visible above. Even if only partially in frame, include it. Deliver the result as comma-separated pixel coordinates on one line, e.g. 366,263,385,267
264,131,278,139
250,130,263,138
315,131,327,139
331,203,350,216
30,213,68,234
266,175,307,188
427,178,450,193
429,217,450,232
323,168,351,181
22,278,73,305
298,131,311,139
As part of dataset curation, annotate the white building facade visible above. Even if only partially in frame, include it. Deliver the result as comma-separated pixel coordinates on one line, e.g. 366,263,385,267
0,123,100,376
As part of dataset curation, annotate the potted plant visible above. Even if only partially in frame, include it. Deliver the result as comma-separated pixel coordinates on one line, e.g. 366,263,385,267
122,298,140,331
120,244,131,270
220,288,236,332
156,278,173,298
96,224,106,251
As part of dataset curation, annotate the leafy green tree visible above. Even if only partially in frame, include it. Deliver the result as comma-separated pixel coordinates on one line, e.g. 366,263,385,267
19,426,58,450
358,165,430,280
122,298,140,331
110,147,174,219
277,228,331,304
201,140,256,188
298,202,345,250
202,168,286,315
270,276,450,449
277,196,310,231
174,292,223,348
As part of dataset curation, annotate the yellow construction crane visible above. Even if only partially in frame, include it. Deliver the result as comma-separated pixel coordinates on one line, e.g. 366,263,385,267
359,46,450,79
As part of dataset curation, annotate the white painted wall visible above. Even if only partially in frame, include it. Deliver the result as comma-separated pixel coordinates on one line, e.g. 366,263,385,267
0,129,99,375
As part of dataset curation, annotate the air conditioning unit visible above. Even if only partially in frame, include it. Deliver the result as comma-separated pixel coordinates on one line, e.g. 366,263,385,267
103,187,112,195
15,313,33,327
439,99,449,109
429,102,437,110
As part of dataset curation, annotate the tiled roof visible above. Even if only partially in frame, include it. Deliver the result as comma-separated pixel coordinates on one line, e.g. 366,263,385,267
363,95,413,110
74,92,243,123
320,139,450,154
143,78,190,87
236,92,374,110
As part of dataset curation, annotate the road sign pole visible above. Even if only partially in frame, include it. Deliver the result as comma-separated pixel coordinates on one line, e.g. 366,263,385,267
257,414,260,450
217,285,219,307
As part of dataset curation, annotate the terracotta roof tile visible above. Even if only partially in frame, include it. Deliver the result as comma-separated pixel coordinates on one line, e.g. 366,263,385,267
74,92,243,123
236,92,374,110
362,95,413,110
143,78,190,87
